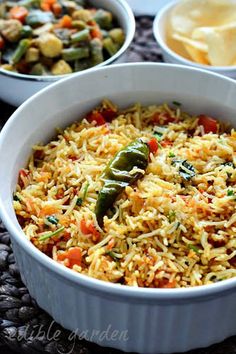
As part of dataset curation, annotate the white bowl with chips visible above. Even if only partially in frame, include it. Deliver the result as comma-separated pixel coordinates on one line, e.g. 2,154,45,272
153,0,236,79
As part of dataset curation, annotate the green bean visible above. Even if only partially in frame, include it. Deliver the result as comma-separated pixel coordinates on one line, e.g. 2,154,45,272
71,20,87,30
90,38,103,65
93,9,112,30
103,37,118,56
21,25,33,38
70,28,90,43
62,47,89,61
11,39,30,64
74,58,91,72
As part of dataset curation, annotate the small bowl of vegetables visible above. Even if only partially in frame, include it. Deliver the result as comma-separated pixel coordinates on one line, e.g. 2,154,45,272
0,0,135,106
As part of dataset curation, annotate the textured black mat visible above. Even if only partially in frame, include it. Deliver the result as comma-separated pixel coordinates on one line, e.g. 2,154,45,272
1,16,236,354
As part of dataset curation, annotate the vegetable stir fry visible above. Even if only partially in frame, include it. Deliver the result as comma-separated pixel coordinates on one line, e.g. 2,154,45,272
0,0,125,75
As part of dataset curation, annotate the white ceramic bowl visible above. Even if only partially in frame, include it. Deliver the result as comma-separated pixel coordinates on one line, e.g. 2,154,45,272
0,0,135,107
153,0,236,79
1,63,236,354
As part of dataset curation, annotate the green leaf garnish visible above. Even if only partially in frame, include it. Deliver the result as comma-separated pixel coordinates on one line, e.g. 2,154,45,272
39,226,65,242
227,189,234,196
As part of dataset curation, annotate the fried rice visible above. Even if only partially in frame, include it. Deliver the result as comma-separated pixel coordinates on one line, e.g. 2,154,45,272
13,100,236,288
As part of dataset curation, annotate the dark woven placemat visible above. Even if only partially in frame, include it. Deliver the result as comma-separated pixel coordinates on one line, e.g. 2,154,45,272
1,16,236,354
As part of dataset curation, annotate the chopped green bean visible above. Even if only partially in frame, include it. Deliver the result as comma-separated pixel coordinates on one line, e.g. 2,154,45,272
62,47,89,61
70,28,90,43
90,38,103,65
71,20,87,30
11,39,30,64
93,9,112,30
21,25,33,38
74,58,91,71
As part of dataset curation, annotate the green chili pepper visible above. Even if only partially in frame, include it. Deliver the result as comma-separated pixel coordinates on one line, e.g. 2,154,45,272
11,39,30,64
95,139,149,226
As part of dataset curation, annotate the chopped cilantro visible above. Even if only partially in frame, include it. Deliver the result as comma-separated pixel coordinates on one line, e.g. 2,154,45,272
227,189,234,196
154,132,163,141
172,158,196,181
168,210,176,223
76,197,83,206
168,151,175,158
46,216,59,225
188,244,200,254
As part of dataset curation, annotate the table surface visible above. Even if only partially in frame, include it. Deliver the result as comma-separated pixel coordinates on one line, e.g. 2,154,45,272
1,16,236,354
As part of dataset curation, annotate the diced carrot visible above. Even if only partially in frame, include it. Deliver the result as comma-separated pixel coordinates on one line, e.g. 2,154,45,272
161,140,173,147
52,2,62,16
90,25,103,39
41,0,56,11
67,247,82,267
87,111,106,126
39,205,58,217
0,36,5,50
9,6,28,23
80,219,100,242
198,115,218,134
41,2,50,11
148,138,158,154
158,278,176,288
57,247,82,268
58,15,72,28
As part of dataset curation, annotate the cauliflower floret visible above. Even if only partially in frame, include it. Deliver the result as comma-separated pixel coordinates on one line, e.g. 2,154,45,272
51,60,72,75
0,19,22,42
38,33,63,58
